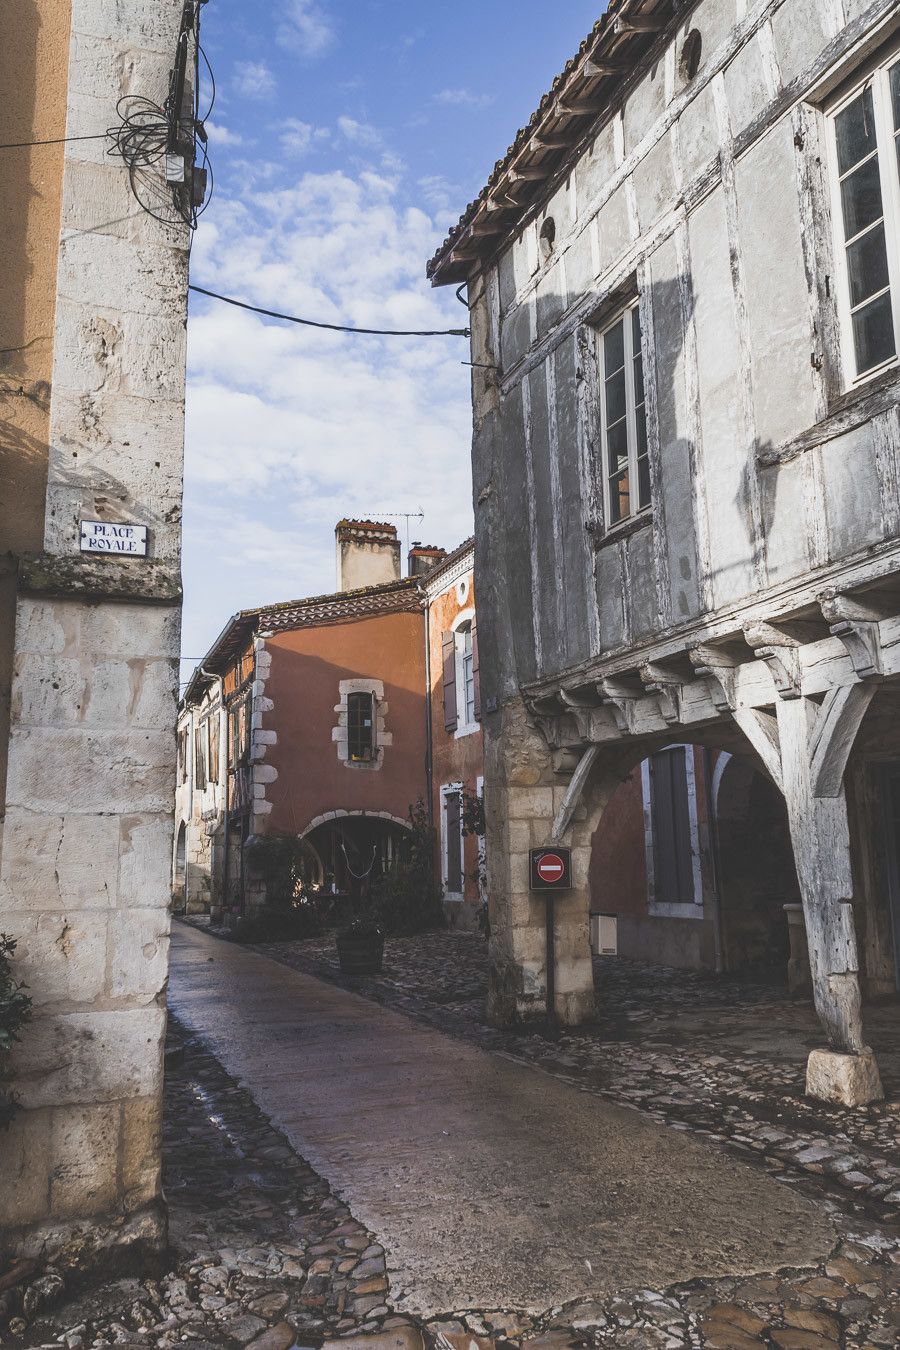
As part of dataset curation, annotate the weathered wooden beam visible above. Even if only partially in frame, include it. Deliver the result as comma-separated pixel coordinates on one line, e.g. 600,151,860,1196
743,621,802,699
552,744,602,841
579,57,627,79
732,708,783,791
614,15,667,35
810,683,877,798
508,165,553,183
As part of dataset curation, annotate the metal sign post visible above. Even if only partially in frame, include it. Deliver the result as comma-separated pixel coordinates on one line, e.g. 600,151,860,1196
530,847,573,1037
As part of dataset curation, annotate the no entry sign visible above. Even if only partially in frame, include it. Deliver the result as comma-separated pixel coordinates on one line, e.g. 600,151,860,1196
530,847,572,891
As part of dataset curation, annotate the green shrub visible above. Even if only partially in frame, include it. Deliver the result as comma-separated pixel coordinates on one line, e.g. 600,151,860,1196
1,935,32,1131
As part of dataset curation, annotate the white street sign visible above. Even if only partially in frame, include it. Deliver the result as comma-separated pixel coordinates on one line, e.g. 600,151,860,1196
79,520,148,556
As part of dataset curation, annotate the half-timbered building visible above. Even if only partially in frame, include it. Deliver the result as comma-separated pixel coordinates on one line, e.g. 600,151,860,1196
428,0,900,1104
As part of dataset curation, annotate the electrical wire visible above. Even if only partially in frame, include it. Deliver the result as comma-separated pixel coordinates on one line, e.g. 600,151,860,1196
0,133,111,150
188,285,471,338
106,1,213,230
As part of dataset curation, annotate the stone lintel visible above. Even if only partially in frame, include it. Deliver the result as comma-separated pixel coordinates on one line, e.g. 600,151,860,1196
18,553,182,605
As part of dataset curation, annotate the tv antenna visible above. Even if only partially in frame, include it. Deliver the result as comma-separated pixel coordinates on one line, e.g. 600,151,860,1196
369,508,425,556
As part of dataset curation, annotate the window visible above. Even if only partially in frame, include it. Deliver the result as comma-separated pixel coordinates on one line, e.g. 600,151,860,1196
347,691,375,762
442,618,480,734
194,722,208,791
828,54,900,381
207,713,220,784
228,698,249,770
599,300,650,526
442,785,464,895
177,726,188,783
458,623,476,727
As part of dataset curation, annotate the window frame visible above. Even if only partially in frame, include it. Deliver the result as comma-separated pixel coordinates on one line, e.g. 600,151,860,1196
440,782,465,899
450,608,480,738
597,296,651,529
825,48,900,389
347,690,376,763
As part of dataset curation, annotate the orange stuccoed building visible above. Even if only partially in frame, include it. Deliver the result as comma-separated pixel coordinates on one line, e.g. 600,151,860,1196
175,522,484,927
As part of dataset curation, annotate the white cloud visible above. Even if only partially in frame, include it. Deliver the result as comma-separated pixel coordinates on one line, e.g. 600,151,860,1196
183,167,473,657
434,88,494,109
277,0,335,58
205,121,247,147
234,60,276,101
278,119,330,157
337,116,383,149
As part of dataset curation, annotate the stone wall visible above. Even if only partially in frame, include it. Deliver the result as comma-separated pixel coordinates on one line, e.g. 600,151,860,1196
0,0,189,1270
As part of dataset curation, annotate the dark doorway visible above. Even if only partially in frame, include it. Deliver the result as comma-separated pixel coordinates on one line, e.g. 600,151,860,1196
715,754,797,983
877,767,900,990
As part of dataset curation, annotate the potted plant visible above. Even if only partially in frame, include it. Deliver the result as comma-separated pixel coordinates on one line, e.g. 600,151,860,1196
336,915,385,976
335,840,384,976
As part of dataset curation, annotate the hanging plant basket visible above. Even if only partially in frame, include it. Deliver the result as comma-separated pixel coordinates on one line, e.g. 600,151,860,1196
336,923,384,977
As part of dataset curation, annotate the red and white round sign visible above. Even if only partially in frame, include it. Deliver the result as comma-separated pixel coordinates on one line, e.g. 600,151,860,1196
536,853,565,885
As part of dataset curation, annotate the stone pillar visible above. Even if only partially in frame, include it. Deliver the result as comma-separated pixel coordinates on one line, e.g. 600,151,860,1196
0,0,189,1269
485,696,599,1027
776,696,883,1105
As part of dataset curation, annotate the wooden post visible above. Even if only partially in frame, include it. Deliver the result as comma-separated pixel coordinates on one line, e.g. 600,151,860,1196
776,696,865,1052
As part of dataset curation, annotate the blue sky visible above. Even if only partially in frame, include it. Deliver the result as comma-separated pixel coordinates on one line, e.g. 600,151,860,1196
182,0,604,669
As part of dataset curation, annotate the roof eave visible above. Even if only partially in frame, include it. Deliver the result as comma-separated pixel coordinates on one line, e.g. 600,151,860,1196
427,0,676,288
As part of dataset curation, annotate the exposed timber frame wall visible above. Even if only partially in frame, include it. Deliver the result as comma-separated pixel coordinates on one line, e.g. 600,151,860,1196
0,0,190,1266
450,0,900,1105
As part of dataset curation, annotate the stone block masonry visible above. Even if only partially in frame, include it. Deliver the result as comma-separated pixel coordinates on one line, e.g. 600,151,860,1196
0,0,189,1272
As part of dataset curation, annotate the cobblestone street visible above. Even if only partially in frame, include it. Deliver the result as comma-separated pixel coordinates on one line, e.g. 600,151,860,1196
7,924,900,1350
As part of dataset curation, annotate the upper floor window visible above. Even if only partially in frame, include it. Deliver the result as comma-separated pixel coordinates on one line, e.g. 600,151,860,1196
599,300,650,526
347,691,375,762
458,623,476,727
828,54,900,382
442,616,480,734
194,722,208,791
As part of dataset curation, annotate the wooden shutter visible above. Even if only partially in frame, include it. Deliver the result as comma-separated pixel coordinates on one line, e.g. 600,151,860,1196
445,791,463,892
471,620,481,721
442,631,458,732
650,748,693,903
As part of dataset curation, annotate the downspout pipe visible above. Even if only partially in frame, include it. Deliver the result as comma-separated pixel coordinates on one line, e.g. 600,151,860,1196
423,588,434,830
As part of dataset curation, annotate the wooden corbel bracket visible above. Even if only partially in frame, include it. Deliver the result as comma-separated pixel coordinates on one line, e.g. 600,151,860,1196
689,644,736,713
742,621,802,699
818,592,884,680
598,676,640,736
639,662,683,725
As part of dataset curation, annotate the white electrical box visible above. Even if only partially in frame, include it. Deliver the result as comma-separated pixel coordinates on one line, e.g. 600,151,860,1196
590,912,618,956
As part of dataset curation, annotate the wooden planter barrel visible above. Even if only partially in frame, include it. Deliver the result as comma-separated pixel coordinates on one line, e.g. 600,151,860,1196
336,928,384,977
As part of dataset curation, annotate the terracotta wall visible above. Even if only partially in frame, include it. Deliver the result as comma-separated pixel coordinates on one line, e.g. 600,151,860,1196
0,0,72,811
262,611,428,834
428,565,483,904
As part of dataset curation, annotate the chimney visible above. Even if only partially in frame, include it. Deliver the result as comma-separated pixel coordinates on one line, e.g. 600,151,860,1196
407,542,448,578
335,520,401,592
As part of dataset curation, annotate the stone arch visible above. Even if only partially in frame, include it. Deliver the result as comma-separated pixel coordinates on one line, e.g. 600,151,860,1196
301,809,412,838
173,821,187,908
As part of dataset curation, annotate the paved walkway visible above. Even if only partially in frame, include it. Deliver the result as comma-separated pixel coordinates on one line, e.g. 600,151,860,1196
168,922,836,1317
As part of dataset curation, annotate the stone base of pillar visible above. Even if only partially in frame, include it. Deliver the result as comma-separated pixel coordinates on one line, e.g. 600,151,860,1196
805,1047,884,1107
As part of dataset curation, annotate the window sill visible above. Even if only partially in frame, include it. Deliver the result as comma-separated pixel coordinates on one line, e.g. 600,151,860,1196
648,900,705,920
757,364,900,469
454,721,481,740
592,508,653,550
